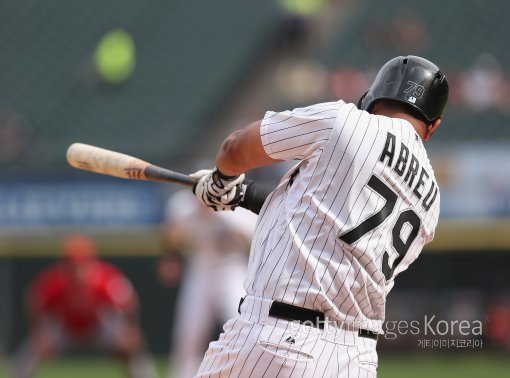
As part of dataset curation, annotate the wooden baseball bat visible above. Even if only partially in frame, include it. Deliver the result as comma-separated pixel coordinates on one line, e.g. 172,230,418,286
66,143,195,186
66,143,273,214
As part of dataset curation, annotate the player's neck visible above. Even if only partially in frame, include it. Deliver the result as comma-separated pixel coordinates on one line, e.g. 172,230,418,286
374,109,427,140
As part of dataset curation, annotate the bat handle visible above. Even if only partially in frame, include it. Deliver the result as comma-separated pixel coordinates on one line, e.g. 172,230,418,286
144,165,196,186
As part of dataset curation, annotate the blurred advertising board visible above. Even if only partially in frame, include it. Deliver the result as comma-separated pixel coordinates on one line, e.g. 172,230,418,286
430,143,510,218
0,176,167,229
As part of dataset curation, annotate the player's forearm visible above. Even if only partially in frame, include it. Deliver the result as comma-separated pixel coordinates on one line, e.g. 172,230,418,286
241,179,274,214
215,120,280,176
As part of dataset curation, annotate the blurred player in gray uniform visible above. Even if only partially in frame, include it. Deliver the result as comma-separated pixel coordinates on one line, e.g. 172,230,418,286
191,56,449,377
160,190,257,378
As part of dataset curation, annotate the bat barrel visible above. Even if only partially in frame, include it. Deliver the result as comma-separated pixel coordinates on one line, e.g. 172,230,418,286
66,143,196,187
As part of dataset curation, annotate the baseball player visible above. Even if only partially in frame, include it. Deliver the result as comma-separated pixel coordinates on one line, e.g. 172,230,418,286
160,190,257,378
13,234,158,378
191,55,449,377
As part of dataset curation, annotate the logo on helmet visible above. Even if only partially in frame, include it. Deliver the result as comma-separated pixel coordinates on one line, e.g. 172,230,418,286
404,81,425,104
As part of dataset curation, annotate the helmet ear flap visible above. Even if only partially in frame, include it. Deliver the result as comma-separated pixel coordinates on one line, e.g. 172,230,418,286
357,91,368,109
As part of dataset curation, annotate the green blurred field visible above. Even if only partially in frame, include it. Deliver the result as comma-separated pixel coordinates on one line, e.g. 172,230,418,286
1,352,509,378
379,353,510,378
0,357,169,378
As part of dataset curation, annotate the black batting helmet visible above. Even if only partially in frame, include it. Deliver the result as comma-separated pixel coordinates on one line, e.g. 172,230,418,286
358,55,449,122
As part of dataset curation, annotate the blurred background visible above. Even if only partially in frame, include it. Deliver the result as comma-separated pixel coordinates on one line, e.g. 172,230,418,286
0,0,509,377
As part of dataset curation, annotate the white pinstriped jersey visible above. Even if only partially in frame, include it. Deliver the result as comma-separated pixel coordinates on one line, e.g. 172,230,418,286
246,100,440,333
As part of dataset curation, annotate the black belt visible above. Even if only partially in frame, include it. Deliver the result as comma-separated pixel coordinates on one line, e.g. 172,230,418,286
238,298,378,341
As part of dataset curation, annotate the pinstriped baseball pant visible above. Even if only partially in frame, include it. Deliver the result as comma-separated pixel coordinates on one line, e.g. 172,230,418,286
194,296,378,378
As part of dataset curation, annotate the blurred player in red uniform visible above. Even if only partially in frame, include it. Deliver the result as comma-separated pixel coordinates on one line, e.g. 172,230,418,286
13,234,157,378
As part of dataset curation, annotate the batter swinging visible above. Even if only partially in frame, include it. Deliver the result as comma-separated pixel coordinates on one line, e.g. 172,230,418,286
192,56,449,377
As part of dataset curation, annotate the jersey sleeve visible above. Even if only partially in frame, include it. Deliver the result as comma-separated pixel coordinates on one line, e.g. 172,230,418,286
260,101,342,161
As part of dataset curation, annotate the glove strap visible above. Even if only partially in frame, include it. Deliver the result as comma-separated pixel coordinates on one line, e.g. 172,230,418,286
212,168,239,189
